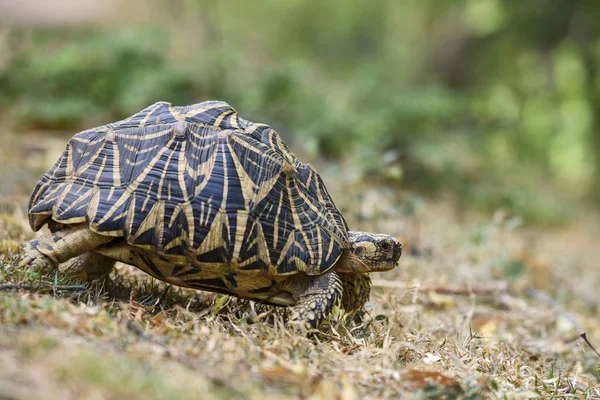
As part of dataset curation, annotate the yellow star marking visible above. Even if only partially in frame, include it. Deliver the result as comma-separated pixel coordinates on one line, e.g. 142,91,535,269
130,200,162,242
106,187,115,202
65,143,73,176
125,158,147,167
117,127,172,140
196,210,227,255
229,113,239,129
156,144,178,201
232,211,249,262
184,103,230,118
177,139,189,201
213,109,234,127
153,202,167,245
242,221,271,268
276,232,296,269
91,155,106,185
87,187,101,222
325,233,336,260
110,141,122,187
244,124,259,134
182,204,195,251
316,227,323,265
273,190,284,246
52,183,72,214
168,104,185,121
123,143,160,155
219,143,229,211
138,102,163,127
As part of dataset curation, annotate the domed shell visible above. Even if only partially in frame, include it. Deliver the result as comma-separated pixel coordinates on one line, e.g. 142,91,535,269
28,101,350,276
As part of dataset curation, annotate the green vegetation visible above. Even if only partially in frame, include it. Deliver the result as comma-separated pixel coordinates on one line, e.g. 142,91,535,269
1,1,600,223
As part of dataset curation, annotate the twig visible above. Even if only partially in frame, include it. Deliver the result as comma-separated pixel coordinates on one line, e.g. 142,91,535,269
369,280,408,290
581,332,600,358
526,288,583,333
0,283,87,292
422,286,506,296
370,280,507,296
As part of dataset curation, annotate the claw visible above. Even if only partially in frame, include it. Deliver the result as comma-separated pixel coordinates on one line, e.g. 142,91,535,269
287,319,312,332
18,242,57,271
17,255,33,268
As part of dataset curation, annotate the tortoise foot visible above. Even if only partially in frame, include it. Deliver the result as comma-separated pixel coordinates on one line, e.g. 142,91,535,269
18,241,58,271
284,270,343,329
18,228,112,274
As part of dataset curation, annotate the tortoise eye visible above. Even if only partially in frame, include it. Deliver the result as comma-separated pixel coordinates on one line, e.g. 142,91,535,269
380,241,392,251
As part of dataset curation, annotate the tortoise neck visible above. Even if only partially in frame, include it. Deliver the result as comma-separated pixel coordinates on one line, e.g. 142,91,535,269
334,251,371,273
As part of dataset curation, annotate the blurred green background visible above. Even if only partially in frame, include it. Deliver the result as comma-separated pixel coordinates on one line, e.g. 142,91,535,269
1,0,599,224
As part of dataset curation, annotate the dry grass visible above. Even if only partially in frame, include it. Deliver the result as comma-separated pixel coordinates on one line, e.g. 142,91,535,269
1,131,599,399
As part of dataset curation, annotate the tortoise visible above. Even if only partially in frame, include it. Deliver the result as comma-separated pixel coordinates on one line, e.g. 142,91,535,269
19,101,401,327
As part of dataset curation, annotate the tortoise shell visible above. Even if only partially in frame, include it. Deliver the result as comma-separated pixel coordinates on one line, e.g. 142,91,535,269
28,101,350,276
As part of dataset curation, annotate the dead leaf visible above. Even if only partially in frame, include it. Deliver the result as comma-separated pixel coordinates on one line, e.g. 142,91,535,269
308,379,338,400
308,377,358,400
149,310,168,327
258,365,308,385
340,374,358,400
402,368,462,394
128,291,155,322
502,390,541,399
472,315,504,336
422,352,442,364
427,291,455,309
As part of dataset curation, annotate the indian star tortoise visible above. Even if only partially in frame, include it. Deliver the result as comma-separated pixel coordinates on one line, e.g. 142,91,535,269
19,101,401,327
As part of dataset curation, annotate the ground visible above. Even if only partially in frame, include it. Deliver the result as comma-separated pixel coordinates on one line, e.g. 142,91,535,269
0,131,599,399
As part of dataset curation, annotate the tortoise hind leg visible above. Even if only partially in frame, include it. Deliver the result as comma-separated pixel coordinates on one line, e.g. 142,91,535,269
62,252,116,283
279,270,343,328
19,224,112,272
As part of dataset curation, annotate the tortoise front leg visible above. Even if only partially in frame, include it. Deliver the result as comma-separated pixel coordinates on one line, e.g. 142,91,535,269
279,270,343,328
339,272,371,313
19,225,112,272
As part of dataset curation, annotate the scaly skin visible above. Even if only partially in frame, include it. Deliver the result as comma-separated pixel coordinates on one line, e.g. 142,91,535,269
279,270,343,328
62,252,116,282
19,225,112,272
339,272,372,313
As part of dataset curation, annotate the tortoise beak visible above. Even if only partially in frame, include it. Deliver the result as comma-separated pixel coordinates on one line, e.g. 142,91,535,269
393,241,402,263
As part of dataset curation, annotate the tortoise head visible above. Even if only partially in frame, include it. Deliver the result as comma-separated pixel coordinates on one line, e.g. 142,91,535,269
335,231,402,273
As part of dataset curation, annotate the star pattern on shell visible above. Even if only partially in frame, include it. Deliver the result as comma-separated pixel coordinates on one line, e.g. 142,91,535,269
28,101,350,290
